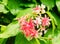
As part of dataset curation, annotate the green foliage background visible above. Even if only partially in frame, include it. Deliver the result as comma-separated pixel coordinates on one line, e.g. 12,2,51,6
0,0,60,44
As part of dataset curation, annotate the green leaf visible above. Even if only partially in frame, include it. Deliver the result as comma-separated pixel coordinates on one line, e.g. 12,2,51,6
16,8,33,18
15,33,40,44
51,13,60,44
0,39,4,44
40,0,55,10
39,39,47,44
0,4,8,13
47,39,52,44
15,33,30,44
46,12,57,37
20,4,35,8
50,11,60,31
56,0,60,12
0,0,2,2
47,11,60,44
44,11,60,42
7,0,20,15
2,0,8,5
0,21,20,38
0,25,6,33
44,28,52,38
7,0,35,15
52,33,60,44
30,38,40,44
0,38,7,44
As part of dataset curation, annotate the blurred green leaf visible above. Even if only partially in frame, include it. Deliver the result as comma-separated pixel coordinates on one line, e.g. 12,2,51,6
50,12,60,31
0,21,20,38
46,12,58,37
0,39,4,44
15,33,30,44
2,0,8,5
45,11,60,37
44,28,52,38
47,40,52,44
40,0,55,10
15,33,40,44
7,0,20,15
0,0,2,2
0,38,7,44
0,25,6,32
56,0,60,12
7,0,35,15
52,33,60,44
0,4,8,13
16,8,33,18
20,3,35,8
46,11,60,44
39,39,46,44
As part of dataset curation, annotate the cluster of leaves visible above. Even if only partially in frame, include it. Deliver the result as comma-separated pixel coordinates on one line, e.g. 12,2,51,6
0,0,60,44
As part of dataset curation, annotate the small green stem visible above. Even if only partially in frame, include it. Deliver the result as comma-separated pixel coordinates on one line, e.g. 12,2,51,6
39,37,48,44
51,19,55,37
35,38,40,44
46,12,56,37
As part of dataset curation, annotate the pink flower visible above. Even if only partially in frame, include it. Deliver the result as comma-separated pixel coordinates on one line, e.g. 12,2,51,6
33,5,40,10
20,19,38,38
42,15,51,26
33,5,41,14
34,17,41,25
33,4,45,14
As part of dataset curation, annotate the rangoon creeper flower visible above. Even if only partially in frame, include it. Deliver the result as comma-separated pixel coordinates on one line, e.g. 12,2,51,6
42,15,51,26
34,16,41,25
18,4,52,39
33,4,45,14
40,4,45,14
41,4,45,9
33,5,41,14
20,19,38,38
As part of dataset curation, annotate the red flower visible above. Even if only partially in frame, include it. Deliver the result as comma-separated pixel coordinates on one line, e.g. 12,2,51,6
21,19,38,38
42,15,50,26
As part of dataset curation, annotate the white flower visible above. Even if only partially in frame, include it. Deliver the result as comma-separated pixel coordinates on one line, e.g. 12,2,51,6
41,10,45,13
41,4,45,9
41,4,46,14
34,16,42,25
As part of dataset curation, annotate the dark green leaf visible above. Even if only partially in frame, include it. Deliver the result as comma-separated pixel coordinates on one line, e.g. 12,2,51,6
7,0,20,15
0,39,5,44
0,38,7,44
15,33,30,44
15,33,40,44
44,28,52,38
40,0,55,10
7,0,35,15
56,0,60,12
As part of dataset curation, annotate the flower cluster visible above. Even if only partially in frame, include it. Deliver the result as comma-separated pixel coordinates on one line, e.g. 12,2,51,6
18,4,51,39
33,4,45,14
